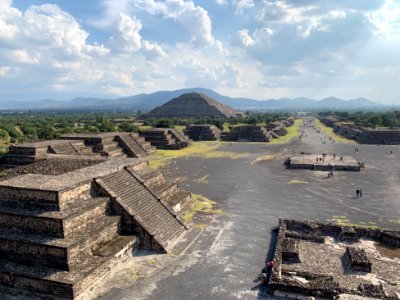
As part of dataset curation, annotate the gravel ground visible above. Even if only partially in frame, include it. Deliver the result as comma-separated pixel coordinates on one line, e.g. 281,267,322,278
95,120,400,300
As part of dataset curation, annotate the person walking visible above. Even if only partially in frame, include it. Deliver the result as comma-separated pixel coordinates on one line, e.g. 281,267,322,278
359,188,362,197
356,189,360,198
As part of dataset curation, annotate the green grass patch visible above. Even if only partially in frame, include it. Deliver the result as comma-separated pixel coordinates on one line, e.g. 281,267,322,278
201,151,250,159
327,216,380,229
182,193,222,224
148,142,250,170
314,119,357,144
269,119,303,145
148,142,221,170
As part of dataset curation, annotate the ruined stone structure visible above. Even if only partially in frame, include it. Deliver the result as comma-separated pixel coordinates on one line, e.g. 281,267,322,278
267,219,400,299
2,132,154,167
355,128,400,144
0,157,191,299
320,117,400,144
223,125,272,142
140,92,238,119
184,124,221,141
140,128,192,150
286,154,361,171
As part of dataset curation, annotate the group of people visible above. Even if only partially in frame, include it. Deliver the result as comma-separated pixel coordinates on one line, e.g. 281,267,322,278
356,188,363,198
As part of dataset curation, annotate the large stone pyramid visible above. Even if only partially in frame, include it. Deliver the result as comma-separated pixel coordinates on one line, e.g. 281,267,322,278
141,92,238,119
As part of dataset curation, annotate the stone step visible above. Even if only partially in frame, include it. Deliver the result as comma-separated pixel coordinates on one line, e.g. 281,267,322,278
138,170,165,186
0,216,119,271
102,142,120,153
163,190,192,215
0,197,109,238
0,186,59,209
117,134,148,158
149,180,178,199
49,143,80,156
2,155,38,165
0,235,137,299
105,148,126,157
96,169,186,252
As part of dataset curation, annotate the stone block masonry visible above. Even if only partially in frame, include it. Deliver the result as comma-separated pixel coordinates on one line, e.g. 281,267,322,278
267,219,400,299
0,157,192,299
1,132,154,167
140,128,192,150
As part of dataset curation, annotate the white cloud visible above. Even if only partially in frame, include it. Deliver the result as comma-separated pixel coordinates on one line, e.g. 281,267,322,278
108,13,142,52
131,0,214,47
233,0,255,14
142,41,167,59
235,29,255,47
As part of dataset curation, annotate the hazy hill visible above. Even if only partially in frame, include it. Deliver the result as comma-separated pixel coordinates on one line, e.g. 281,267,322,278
0,88,385,111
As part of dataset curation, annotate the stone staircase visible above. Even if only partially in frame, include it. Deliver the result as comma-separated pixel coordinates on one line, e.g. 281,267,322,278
223,125,271,142
140,128,192,150
61,133,154,158
132,167,192,217
116,133,155,158
0,159,145,298
184,124,221,141
96,168,187,252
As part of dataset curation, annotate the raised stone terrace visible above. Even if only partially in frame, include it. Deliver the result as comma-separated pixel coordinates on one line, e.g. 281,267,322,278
2,132,154,167
286,153,361,171
184,124,221,141
140,128,192,150
268,219,400,299
223,125,272,142
0,157,191,299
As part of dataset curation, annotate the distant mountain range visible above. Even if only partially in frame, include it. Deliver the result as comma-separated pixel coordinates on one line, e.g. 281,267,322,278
0,88,387,112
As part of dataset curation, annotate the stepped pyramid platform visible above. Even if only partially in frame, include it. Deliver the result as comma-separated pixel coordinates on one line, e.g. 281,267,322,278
222,125,271,142
184,124,221,141
140,92,238,119
355,128,400,144
140,128,192,150
2,132,154,167
267,219,400,299
0,157,191,299
286,154,361,171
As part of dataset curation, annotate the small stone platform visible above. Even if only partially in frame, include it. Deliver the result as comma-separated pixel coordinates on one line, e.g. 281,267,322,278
286,154,361,171
267,219,400,299
140,128,192,150
2,132,154,167
184,124,221,141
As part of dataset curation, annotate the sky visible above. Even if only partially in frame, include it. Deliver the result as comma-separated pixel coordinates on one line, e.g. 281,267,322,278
0,0,399,103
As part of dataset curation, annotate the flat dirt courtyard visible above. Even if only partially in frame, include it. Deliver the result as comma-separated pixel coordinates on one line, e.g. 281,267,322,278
95,120,400,300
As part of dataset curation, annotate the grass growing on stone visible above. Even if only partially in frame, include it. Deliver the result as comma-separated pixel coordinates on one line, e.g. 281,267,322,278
288,179,308,184
148,142,220,170
148,142,250,170
269,118,303,145
314,119,357,144
182,193,222,224
327,216,380,229
201,150,250,159
254,154,276,163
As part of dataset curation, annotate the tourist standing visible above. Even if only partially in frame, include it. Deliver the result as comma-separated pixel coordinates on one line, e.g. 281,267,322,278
359,188,363,197
356,189,360,198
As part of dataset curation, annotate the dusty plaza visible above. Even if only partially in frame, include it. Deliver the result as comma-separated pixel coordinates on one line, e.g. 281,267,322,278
1,119,400,299
91,121,400,299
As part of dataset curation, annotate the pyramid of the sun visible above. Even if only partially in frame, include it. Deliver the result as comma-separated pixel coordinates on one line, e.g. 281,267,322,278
141,92,238,119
